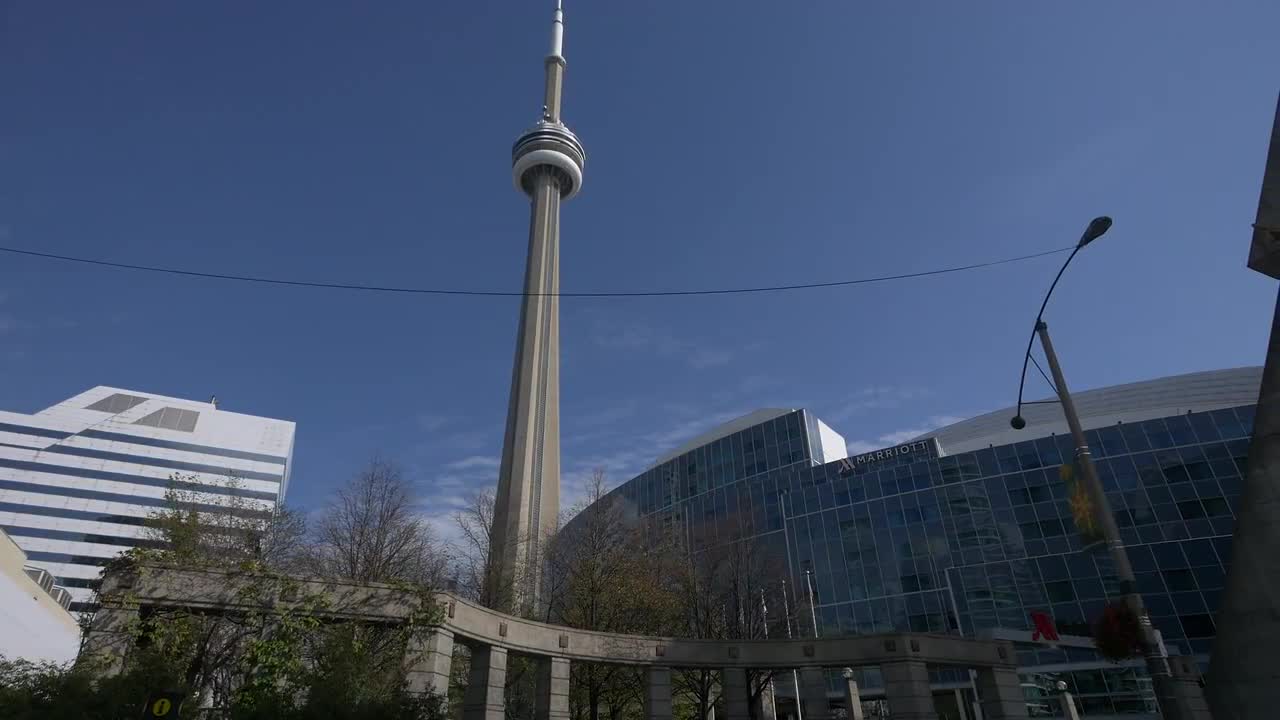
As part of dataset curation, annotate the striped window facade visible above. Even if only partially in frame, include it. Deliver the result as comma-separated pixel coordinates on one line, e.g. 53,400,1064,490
0,387,295,612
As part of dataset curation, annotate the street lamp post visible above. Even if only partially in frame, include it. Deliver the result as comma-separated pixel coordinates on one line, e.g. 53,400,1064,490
1010,217,1204,720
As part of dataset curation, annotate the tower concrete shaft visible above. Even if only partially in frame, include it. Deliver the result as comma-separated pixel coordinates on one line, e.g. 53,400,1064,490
490,0,585,613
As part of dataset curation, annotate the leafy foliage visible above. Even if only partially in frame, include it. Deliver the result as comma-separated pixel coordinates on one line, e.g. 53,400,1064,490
0,653,446,720
0,653,181,720
23,459,452,719
1092,600,1145,662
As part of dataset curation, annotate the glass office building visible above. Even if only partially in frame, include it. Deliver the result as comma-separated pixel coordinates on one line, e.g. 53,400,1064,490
575,367,1261,716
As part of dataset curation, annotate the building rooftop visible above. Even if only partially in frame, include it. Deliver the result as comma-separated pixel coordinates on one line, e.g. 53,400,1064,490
914,366,1263,454
652,408,797,466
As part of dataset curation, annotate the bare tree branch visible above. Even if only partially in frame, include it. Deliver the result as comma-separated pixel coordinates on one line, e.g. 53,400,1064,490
309,458,447,586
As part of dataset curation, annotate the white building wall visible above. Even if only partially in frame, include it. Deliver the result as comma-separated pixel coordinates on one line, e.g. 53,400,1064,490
0,530,80,664
813,418,849,464
0,387,295,610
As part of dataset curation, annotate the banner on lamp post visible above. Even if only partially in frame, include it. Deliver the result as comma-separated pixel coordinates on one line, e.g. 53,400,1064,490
1060,462,1105,550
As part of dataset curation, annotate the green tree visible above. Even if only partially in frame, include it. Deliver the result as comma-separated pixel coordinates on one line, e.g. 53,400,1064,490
544,470,678,720
58,460,451,719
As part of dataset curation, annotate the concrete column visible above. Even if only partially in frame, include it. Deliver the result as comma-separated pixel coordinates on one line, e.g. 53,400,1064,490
882,660,936,720
973,666,1025,720
535,656,571,720
755,678,778,720
800,666,830,720
645,666,673,720
1207,275,1280,718
951,689,966,720
406,628,454,696
78,604,139,676
1166,656,1215,720
723,668,751,720
842,677,865,720
463,645,507,720
1058,692,1080,720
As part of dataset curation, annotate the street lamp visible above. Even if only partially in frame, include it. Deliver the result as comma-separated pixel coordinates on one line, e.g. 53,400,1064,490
1008,217,1201,720
1011,215,1111,430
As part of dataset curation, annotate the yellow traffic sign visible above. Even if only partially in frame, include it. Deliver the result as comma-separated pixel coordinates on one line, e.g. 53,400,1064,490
142,691,183,718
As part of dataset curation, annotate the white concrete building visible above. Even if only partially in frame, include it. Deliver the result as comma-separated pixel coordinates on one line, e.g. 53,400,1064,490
0,528,80,664
0,387,295,611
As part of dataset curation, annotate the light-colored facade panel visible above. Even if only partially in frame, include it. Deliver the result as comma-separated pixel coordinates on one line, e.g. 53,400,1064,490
2,513,152,541
12,536,125,559
37,561,106,580
0,489,156,519
1,468,272,509
0,446,283,496
0,530,80,663
55,434,287,478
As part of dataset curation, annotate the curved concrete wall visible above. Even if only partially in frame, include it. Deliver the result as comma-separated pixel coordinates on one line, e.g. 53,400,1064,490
91,565,1013,671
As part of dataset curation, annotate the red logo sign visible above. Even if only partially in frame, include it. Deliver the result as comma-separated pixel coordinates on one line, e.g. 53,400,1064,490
1030,611,1060,642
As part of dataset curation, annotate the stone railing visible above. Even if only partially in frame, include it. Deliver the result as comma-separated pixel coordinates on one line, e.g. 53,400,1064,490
82,565,1028,720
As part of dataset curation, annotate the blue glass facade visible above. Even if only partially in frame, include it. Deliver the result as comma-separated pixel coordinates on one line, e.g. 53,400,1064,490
596,402,1254,712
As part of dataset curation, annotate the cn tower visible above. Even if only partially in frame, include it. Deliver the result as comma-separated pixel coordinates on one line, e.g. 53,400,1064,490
488,0,585,612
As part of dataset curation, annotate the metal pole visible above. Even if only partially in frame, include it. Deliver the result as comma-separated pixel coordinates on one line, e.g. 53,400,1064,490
943,567,965,636
779,492,798,593
944,568,984,720
782,581,803,720
1035,320,1189,719
763,589,779,720
803,569,820,638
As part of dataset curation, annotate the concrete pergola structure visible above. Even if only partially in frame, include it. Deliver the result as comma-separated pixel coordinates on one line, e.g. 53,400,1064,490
82,566,1029,720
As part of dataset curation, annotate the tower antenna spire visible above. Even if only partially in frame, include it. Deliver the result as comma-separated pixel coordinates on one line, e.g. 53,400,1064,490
542,1,567,122
550,0,564,59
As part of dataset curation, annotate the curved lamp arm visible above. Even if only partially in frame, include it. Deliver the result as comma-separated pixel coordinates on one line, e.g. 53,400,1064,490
1011,217,1113,428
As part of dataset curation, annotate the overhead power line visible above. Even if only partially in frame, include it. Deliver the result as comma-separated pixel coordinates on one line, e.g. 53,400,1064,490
0,244,1071,299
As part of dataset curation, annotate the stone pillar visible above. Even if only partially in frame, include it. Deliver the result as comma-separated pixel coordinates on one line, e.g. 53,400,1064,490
974,665,1024,720
882,660,936,720
800,666,830,720
723,668,751,720
1058,692,1081,720
843,676,865,720
1167,656,1214,720
78,604,140,676
463,645,507,720
645,666,673,720
535,656,571,720
406,628,454,696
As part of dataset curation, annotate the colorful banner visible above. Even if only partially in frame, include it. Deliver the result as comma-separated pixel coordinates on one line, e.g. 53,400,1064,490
1061,462,1105,549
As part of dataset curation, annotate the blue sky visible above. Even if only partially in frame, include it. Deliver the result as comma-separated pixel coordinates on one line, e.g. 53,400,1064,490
2,1,1277,536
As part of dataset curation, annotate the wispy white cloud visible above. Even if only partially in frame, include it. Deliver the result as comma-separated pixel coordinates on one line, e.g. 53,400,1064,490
557,407,753,517
844,414,965,456
417,413,453,432
442,429,492,452
415,459,500,544
824,386,932,424
446,455,500,470
844,440,880,455
593,321,737,369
